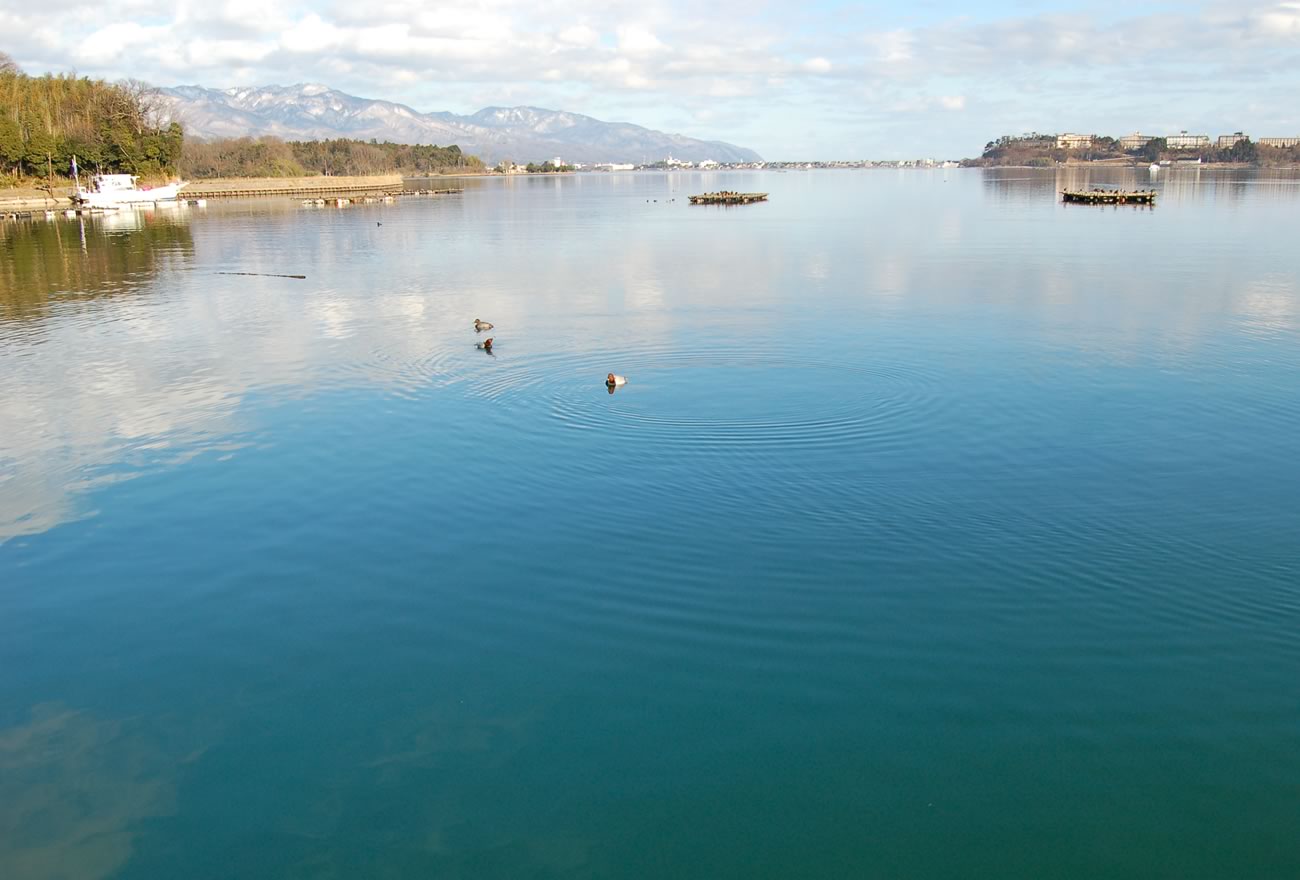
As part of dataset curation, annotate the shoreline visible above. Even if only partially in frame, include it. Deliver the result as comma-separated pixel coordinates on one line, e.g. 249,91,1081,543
1,173,480,210
966,161,1296,170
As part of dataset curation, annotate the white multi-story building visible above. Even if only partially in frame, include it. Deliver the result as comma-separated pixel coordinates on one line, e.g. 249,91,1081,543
1217,132,1249,148
1055,133,1094,149
1166,132,1211,150
1258,137,1300,148
1119,132,1154,150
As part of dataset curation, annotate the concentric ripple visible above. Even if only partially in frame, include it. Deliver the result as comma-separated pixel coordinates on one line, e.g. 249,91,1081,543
355,343,465,396
535,346,946,452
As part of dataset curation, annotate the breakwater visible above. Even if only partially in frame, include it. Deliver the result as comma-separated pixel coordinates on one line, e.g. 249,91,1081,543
181,174,406,199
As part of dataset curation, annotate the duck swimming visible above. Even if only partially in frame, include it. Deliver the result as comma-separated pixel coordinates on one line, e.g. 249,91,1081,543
606,373,627,387
477,337,494,351
474,318,494,331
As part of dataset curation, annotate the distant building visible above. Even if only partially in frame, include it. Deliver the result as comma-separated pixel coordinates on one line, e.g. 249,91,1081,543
1258,137,1300,148
1119,132,1154,150
553,157,563,167
1217,132,1248,148
698,159,719,168
1055,133,1094,149
1166,132,1211,150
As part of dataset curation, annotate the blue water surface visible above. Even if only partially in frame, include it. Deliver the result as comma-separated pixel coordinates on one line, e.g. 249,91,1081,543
1,168,1298,879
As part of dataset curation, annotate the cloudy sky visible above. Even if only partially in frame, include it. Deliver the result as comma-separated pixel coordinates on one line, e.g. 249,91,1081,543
3,0,1299,158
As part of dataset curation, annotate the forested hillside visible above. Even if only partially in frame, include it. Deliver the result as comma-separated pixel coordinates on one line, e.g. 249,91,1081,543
0,53,182,184
967,132,1300,167
180,136,483,178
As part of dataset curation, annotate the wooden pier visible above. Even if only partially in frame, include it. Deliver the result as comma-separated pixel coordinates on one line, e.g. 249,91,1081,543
688,191,768,205
1062,189,1157,205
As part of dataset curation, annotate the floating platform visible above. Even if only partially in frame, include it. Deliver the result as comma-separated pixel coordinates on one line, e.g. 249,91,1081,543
3,206,107,222
688,191,768,205
1062,189,1157,205
300,190,459,208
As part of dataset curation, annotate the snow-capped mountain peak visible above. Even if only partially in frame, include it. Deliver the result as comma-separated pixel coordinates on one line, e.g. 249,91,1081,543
159,84,762,165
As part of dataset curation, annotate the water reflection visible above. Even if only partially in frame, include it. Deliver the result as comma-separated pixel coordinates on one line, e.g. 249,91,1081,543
1,170,1299,879
0,210,194,322
0,172,1297,544
0,704,190,880
981,165,1300,206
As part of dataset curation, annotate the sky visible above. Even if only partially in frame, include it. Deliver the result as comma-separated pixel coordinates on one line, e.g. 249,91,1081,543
3,0,1299,159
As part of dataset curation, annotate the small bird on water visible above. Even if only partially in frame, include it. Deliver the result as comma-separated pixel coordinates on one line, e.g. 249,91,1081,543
606,373,627,387
474,318,494,331
477,337,494,351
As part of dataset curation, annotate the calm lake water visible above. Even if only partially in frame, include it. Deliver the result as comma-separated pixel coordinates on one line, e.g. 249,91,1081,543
2,168,1298,879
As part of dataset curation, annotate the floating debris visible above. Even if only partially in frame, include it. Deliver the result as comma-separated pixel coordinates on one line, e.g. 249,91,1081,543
217,272,307,279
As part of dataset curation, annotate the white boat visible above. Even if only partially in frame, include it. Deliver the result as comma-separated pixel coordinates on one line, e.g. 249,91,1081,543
72,174,187,209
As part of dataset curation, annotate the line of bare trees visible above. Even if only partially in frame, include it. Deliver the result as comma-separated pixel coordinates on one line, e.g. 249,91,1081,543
181,136,484,179
0,52,183,184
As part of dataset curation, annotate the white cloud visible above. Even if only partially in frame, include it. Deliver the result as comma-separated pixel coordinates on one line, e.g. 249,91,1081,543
7,0,1300,158
557,24,600,47
616,24,666,54
1252,0,1300,35
75,22,171,64
282,14,346,53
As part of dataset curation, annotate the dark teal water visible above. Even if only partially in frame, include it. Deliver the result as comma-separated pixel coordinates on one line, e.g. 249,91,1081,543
2,169,1299,879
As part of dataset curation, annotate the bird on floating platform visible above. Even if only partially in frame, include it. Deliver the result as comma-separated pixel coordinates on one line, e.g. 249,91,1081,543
606,373,627,387
474,318,494,331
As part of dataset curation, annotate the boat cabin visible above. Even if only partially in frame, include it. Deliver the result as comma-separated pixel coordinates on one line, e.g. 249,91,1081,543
89,174,140,192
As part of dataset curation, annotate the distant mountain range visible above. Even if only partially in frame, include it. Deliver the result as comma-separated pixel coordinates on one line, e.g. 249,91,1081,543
159,84,762,165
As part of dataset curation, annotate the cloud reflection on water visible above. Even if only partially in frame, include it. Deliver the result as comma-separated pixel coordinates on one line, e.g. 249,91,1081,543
0,704,190,880
0,170,1297,542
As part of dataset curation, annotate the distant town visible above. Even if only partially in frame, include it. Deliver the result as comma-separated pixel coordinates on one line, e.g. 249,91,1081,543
494,156,964,174
494,129,1300,174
